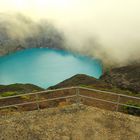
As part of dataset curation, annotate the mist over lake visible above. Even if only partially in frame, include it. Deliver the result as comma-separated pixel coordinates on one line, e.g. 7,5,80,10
0,48,102,88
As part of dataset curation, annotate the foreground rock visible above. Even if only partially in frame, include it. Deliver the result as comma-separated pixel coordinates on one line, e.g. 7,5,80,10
0,105,140,140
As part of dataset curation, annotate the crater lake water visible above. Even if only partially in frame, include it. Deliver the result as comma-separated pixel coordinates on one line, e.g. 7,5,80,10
0,48,102,88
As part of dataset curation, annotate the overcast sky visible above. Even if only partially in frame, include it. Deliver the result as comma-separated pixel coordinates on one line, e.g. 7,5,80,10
0,0,140,65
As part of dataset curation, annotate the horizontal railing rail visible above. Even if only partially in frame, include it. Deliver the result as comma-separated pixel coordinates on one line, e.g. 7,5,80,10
79,87,140,100
79,95,140,110
0,87,76,100
0,86,140,113
0,95,76,109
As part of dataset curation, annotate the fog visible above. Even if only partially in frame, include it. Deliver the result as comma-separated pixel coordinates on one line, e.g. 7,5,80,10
0,0,140,66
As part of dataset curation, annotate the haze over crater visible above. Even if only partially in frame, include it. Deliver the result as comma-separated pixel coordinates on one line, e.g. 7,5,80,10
0,0,140,66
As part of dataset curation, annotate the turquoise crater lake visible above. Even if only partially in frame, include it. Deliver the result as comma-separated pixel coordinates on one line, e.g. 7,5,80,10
0,48,102,88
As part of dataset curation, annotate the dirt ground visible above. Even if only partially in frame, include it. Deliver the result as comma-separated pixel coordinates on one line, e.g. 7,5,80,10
0,104,140,140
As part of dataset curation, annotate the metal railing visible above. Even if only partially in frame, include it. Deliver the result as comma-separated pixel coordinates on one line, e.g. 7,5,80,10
79,87,140,111
0,86,140,113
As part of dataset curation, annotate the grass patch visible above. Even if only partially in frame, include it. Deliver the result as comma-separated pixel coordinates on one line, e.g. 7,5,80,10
0,91,19,97
20,95,31,100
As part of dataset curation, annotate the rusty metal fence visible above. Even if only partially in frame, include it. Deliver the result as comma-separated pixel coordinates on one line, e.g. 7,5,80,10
0,87,140,115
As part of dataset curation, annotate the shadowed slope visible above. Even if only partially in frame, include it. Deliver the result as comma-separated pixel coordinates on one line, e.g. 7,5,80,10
48,74,111,89
101,64,140,93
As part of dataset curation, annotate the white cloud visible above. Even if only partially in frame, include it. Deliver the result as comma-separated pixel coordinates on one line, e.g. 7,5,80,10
0,0,140,66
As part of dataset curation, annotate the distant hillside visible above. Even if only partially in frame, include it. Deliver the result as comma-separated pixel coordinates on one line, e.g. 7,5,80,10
1,64,140,96
48,64,140,96
49,74,111,89
0,83,44,96
101,64,140,93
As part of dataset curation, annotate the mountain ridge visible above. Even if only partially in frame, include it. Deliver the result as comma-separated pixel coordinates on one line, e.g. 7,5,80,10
0,83,44,96
49,64,140,95
48,74,111,90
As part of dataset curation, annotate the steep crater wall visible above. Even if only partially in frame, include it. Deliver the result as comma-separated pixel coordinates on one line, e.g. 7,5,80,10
0,14,64,56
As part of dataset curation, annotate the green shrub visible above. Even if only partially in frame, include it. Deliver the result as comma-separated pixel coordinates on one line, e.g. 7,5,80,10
20,95,30,100
0,92,19,97
123,101,140,116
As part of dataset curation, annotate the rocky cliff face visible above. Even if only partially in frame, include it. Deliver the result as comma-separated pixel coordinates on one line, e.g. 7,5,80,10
100,64,140,93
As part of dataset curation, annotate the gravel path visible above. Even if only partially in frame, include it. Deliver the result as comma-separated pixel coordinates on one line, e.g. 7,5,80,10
0,105,140,140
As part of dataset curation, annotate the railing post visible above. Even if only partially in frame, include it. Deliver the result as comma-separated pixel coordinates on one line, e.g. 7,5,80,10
76,87,80,107
116,95,120,112
35,93,40,111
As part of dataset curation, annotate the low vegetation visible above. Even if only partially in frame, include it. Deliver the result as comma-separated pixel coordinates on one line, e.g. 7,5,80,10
0,83,44,97
0,91,19,97
123,101,140,116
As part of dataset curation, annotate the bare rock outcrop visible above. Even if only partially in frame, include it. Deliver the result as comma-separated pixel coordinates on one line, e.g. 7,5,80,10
101,64,140,93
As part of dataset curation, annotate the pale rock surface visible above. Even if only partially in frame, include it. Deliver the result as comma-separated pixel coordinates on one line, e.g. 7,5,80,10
0,105,140,140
